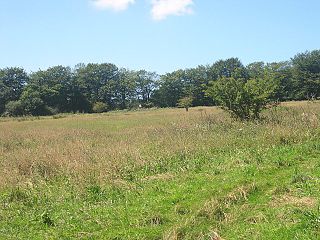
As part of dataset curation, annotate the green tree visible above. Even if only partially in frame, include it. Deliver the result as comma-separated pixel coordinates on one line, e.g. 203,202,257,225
0,67,28,114
208,58,248,79
207,76,278,120
4,101,24,116
28,66,73,112
184,66,213,106
116,69,137,109
265,62,294,101
20,84,49,115
75,63,119,110
153,70,185,107
136,70,158,105
291,50,320,100
92,102,108,113
177,96,194,112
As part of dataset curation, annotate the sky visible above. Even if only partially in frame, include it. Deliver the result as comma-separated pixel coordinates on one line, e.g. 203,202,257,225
0,0,319,74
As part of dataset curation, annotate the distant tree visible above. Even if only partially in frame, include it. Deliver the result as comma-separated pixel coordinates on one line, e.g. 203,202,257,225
153,70,185,107
92,102,108,113
291,50,320,100
209,58,248,79
207,76,278,120
116,69,137,109
20,84,49,115
0,80,9,114
28,66,73,112
136,70,158,104
177,96,194,112
0,50,319,117
184,66,213,106
265,61,294,101
4,101,24,116
75,63,119,110
0,67,28,114
247,62,266,78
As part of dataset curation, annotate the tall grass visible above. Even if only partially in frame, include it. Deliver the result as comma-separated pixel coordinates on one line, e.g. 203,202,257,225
1,102,318,189
0,101,319,239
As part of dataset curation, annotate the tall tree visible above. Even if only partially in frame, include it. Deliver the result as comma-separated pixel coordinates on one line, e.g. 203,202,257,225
184,65,213,106
209,58,248,79
136,70,158,105
75,63,119,109
115,69,137,109
153,70,185,107
28,66,73,112
291,50,320,99
0,67,28,114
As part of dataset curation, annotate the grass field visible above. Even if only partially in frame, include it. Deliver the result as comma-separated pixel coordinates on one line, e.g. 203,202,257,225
0,102,320,239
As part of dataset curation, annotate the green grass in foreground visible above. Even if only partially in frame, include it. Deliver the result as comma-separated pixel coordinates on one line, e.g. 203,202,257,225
0,102,320,239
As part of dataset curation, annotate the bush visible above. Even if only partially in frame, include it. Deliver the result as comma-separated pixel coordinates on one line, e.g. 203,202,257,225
177,96,193,112
142,102,154,109
22,97,47,116
92,102,108,113
20,88,48,116
5,101,24,116
207,77,278,120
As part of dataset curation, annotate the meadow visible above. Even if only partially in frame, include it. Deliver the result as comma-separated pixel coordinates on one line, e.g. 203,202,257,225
0,101,320,239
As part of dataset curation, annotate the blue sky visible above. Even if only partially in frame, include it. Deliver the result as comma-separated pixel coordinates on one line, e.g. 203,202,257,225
0,0,319,74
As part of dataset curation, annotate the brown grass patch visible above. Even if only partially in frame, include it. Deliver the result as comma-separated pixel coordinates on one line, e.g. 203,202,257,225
270,194,317,208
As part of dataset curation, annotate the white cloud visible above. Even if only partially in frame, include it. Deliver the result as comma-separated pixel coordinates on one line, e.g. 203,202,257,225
92,0,135,11
151,0,194,21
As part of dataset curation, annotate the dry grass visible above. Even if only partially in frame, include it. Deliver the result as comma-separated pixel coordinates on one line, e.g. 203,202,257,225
1,101,320,239
0,102,319,190
271,194,317,208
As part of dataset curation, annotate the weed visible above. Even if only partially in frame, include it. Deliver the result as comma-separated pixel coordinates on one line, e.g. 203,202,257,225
41,211,55,227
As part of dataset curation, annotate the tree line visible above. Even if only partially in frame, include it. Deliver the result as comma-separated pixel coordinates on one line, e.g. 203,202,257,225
1,50,320,116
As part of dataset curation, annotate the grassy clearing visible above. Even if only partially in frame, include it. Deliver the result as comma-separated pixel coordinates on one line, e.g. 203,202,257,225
0,102,320,239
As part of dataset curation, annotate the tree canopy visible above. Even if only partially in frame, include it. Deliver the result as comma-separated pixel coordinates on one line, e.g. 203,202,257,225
0,50,319,116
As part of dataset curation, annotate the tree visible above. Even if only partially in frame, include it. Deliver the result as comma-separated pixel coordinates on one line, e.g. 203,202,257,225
4,101,24,116
206,76,278,120
92,102,108,113
291,50,320,100
209,58,248,79
177,96,193,112
247,62,266,78
20,84,49,115
265,62,294,101
74,63,119,110
136,70,158,105
184,66,213,106
153,70,185,107
28,66,74,113
0,67,28,114
115,69,137,109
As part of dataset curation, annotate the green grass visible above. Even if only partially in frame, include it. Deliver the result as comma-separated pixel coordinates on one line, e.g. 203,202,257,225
0,102,320,239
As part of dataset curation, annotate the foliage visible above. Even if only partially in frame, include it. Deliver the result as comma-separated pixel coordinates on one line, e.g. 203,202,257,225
0,50,320,116
92,102,108,113
177,96,194,111
153,70,185,107
207,76,278,120
0,67,28,115
4,101,24,116
291,50,320,99
20,85,49,116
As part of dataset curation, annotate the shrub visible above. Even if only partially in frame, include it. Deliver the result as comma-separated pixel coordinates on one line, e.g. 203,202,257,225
142,102,154,109
92,102,108,113
177,96,194,112
5,101,24,116
20,89,48,116
207,77,278,120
